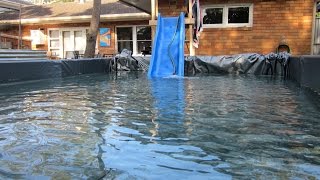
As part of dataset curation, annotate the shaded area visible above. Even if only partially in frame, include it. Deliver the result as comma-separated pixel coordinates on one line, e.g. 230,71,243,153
119,0,151,13
289,55,320,94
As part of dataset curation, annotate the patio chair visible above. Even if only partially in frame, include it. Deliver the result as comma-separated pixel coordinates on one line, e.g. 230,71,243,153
73,51,84,59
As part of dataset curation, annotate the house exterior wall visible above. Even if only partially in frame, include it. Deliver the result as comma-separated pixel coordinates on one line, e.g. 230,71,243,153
0,29,31,49
3,0,314,56
21,20,149,57
159,0,314,56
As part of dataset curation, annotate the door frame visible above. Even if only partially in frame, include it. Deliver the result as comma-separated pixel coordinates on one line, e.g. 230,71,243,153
48,27,88,58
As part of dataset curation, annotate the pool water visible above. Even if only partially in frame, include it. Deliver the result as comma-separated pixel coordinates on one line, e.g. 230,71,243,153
0,72,319,179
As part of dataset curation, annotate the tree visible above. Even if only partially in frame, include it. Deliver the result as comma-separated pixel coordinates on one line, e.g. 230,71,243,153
84,0,101,58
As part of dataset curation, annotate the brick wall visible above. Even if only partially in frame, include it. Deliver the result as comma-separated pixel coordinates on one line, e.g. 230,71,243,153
159,0,314,56
21,20,149,56
7,0,314,56
0,28,31,49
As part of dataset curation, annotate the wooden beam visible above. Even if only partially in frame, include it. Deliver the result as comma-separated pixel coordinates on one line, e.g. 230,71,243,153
0,33,31,41
151,0,157,43
149,18,195,26
188,0,195,56
156,0,158,18
2,13,151,24
151,0,156,20
18,4,22,49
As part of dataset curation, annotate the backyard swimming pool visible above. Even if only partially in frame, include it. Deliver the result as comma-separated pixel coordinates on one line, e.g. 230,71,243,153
0,72,319,179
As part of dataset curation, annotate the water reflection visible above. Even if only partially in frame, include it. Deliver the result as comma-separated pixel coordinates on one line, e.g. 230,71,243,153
100,76,231,179
0,77,106,179
0,73,319,179
150,77,185,136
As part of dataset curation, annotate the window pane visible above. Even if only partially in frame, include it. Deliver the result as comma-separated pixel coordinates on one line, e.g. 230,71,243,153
74,31,85,51
51,50,59,56
137,26,151,40
203,8,223,24
228,7,249,24
50,40,59,48
63,31,71,51
50,30,59,38
117,27,132,40
137,41,152,54
118,41,133,53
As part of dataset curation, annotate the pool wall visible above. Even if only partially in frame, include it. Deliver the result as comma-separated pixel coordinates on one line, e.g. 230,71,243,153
289,56,320,93
0,56,319,95
0,58,111,84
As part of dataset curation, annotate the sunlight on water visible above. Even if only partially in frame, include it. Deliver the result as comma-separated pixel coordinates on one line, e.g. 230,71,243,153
0,72,319,179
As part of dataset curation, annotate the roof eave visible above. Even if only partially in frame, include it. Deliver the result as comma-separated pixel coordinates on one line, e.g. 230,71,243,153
0,0,21,10
0,13,151,25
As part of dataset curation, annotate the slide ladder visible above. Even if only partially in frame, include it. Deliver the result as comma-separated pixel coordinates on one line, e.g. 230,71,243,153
148,13,185,78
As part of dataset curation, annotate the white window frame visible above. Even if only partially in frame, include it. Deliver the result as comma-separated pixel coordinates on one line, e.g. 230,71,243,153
48,29,60,57
202,4,253,28
116,25,152,56
47,27,88,58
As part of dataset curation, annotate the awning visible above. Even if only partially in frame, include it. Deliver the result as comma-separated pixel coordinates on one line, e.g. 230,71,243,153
119,0,150,13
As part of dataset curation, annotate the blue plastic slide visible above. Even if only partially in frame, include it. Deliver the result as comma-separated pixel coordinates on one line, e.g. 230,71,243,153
148,13,185,78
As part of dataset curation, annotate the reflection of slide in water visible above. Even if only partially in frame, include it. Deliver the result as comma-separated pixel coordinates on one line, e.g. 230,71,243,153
148,13,185,78
150,77,185,122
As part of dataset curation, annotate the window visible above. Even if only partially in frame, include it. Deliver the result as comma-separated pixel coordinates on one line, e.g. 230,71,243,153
117,27,133,53
116,26,152,55
202,4,253,28
48,30,60,57
137,26,152,54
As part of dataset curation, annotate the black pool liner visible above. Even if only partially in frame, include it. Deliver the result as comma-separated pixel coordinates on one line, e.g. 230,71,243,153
183,53,320,94
0,58,112,84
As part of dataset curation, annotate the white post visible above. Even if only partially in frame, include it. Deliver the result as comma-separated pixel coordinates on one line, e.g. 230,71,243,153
311,0,317,54
151,0,156,20
18,4,22,49
189,0,195,56
151,0,156,42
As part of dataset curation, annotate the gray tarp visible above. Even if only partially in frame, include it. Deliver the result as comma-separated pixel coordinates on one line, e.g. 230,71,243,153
113,50,290,77
185,52,290,76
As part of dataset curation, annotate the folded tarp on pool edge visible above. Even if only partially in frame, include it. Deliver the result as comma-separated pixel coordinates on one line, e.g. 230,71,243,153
184,52,290,76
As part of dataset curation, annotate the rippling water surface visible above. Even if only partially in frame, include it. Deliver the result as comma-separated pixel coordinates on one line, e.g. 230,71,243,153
0,72,319,179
